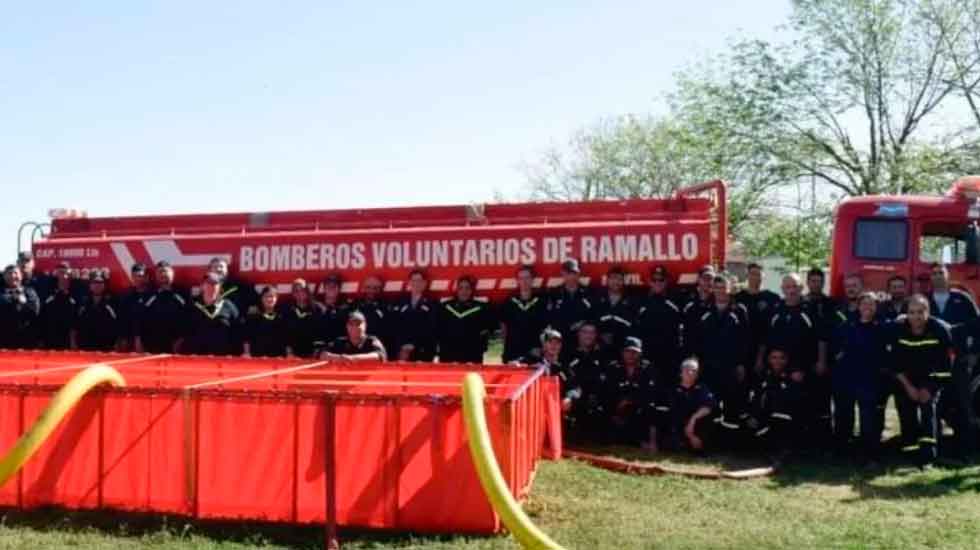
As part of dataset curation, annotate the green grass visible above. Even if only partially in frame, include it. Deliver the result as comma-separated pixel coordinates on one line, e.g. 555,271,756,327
0,451,978,550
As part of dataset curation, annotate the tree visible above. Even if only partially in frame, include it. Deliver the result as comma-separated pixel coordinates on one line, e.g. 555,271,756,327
672,0,980,198
521,114,780,233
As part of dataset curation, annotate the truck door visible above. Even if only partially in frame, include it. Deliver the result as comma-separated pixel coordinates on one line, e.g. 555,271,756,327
916,220,980,296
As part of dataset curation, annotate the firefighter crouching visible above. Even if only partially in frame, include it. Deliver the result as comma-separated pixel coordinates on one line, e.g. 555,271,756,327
745,347,802,463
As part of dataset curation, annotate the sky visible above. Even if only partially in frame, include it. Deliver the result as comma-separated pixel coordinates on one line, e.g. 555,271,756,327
1,1,793,257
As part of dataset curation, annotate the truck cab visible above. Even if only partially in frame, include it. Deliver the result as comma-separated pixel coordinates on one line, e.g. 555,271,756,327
830,176,980,299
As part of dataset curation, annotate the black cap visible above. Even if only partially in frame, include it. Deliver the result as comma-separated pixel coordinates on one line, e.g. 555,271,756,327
623,336,643,352
202,272,222,285
560,259,581,274
131,262,147,275
155,260,172,269
651,265,669,279
698,265,715,277
323,273,342,286
89,270,106,283
16,251,33,264
347,310,367,323
540,328,563,343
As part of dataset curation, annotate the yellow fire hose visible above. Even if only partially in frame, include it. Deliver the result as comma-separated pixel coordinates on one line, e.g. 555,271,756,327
462,373,567,550
0,365,126,487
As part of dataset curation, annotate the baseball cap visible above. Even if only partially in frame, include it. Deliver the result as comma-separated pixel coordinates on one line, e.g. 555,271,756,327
131,262,148,275
651,265,669,280
540,328,563,343
89,270,106,283
623,336,643,353
560,259,581,274
347,310,367,323
323,273,342,286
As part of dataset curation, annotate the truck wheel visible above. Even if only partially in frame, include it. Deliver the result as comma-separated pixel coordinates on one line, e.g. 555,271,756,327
971,372,980,435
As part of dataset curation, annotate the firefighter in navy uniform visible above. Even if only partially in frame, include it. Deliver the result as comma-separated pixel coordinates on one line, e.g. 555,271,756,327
353,275,393,354
243,286,290,357
319,311,387,362
547,259,594,341
39,262,79,350
208,257,258,317
136,261,189,354
888,294,956,466
680,266,716,359
877,275,908,322
17,251,52,304
437,275,493,363
183,273,242,356
734,262,781,369
662,358,716,453
601,337,660,446
635,265,682,386
391,269,438,362
0,264,40,349
318,274,350,350
118,263,151,351
804,268,838,327
558,323,610,442
286,279,327,358
746,347,803,462
499,265,548,363
76,271,121,352
874,275,913,445
686,274,751,440
594,266,637,350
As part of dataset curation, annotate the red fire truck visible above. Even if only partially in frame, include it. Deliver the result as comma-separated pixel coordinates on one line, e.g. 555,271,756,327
22,180,727,301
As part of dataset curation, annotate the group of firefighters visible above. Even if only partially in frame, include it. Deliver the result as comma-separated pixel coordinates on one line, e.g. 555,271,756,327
0,251,976,467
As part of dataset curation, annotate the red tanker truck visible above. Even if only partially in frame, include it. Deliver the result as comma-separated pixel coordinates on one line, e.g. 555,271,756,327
22,180,728,300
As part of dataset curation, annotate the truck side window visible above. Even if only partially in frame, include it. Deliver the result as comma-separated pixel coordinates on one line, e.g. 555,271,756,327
854,219,908,261
919,222,979,265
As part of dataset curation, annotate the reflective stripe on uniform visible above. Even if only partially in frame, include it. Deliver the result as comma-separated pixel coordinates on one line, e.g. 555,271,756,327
446,304,482,319
918,437,937,445
755,427,770,437
897,338,941,347
719,420,741,430
771,412,793,421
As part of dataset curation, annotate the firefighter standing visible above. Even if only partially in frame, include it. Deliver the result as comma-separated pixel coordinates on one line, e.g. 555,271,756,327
76,271,120,352
208,257,258,316
888,295,955,466
137,261,188,354
183,273,242,355
243,286,290,357
831,292,885,462
499,265,548,363
547,259,594,341
686,274,751,435
594,266,636,350
118,263,151,351
0,265,40,349
286,279,327,358
877,275,908,321
17,251,52,303
319,274,350,347
39,262,78,350
635,266,682,386
438,276,493,363
875,275,912,444
734,262,781,368
391,269,438,362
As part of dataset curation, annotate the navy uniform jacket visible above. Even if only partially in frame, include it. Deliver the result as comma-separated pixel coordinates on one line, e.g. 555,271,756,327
245,308,290,357
749,372,802,427
220,277,258,316
562,345,611,396
831,318,887,394
681,292,713,355
76,297,120,352
140,288,190,354
876,299,907,322
391,295,439,360
766,302,820,372
601,360,659,417
352,298,392,352
547,286,594,340
0,285,40,349
182,298,242,355
687,303,751,371
886,316,954,387
40,290,78,350
499,293,548,362
634,293,682,370
118,287,151,344
325,334,387,361
438,298,493,363
927,289,978,352
734,289,781,355
286,301,326,358
667,383,716,427
593,292,638,349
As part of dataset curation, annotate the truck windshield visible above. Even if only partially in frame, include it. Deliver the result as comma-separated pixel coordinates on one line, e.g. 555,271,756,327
854,219,908,261
919,222,980,265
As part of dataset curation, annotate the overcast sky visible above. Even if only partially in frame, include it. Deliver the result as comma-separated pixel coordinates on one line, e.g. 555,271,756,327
1,1,793,257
